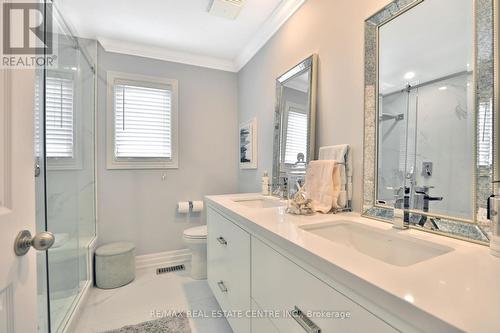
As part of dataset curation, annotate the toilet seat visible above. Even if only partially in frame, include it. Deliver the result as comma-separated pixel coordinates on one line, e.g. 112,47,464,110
183,225,207,239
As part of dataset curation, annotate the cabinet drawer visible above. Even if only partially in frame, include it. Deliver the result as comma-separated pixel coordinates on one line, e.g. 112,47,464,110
252,238,398,333
207,208,251,333
251,299,280,333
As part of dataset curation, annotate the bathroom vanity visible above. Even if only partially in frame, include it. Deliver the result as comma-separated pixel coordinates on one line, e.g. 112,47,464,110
206,194,500,333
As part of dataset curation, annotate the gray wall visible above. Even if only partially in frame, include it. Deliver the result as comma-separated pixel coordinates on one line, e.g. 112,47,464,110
97,44,239,255
237,0,389,212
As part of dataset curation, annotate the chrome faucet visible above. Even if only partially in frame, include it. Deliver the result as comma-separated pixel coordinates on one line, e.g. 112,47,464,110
393,186,405,209
393,187,409,230
393,208,409,230
272,176,289,199
414,186,443,227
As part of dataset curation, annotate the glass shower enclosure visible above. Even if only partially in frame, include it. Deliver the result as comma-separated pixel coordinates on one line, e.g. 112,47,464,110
35,3,96,332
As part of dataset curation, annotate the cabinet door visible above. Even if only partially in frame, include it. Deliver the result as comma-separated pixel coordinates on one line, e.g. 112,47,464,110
251,299,280,333
207,208,251,333
252,238,398,333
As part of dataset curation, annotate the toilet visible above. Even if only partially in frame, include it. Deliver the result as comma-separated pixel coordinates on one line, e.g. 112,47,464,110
183,225,208,280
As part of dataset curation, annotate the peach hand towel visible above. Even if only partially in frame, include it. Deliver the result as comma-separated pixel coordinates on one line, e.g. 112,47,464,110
304,160,342,213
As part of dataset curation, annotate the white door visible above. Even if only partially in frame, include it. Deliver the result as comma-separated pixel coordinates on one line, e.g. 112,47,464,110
0,66,38,331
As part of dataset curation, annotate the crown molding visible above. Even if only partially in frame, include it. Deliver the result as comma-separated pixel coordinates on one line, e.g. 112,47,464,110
234,0,306,71
98,0,306,73
98,37,237,72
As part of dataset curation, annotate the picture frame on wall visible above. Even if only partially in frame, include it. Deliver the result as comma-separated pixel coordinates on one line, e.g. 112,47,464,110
239,118,257,169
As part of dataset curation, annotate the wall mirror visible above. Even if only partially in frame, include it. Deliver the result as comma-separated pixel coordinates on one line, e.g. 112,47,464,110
363,0,496,243
272,55,317,195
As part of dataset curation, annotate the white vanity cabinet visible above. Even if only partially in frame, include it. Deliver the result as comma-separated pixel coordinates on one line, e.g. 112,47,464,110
251,237,398,333
207,207,397,333
251,299,280,333
207,209,251,333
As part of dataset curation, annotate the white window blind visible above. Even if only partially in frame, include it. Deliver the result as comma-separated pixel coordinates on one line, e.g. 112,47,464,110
284,109,308,164
34,76,42,158
478,100,493,167
34,75,75,158
114,84,172,159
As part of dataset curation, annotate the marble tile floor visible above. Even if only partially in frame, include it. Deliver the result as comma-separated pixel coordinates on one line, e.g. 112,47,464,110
38,291,79,333
72,264,233,333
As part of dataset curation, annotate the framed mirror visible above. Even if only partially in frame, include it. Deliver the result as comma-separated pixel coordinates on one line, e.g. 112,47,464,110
363,0,496,243
272,55,318,195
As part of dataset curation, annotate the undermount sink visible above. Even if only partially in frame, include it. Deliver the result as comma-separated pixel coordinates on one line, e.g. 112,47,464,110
301,221,454,267
233,198,286,209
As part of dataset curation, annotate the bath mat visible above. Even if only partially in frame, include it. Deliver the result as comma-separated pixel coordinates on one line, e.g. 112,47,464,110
103,313,191,333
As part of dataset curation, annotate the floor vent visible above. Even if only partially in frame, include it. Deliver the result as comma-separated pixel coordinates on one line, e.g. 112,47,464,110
156,264,185,275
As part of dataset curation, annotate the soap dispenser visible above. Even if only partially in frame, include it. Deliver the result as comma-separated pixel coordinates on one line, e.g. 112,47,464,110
262,171,270,196
489,181,500,258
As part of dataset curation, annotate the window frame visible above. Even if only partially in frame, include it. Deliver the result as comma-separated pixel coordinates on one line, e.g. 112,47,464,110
106,71,179,169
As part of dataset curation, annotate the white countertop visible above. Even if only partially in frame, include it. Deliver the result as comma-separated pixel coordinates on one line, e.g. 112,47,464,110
206,193,500,333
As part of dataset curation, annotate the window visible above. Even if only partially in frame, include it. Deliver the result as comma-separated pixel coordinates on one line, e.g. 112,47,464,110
34,71,79,168
45,76,75,158
106,72,178,169
478,100,493,167
284,106,308,164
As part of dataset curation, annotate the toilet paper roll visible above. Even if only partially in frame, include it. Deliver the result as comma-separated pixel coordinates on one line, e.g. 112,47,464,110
191,201,204,213
178,202,190,214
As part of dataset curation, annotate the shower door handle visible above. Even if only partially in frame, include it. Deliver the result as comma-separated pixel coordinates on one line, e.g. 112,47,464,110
14,230,55,256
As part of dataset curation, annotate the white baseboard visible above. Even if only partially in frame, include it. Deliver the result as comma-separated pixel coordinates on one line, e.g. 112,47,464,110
136,249,191,270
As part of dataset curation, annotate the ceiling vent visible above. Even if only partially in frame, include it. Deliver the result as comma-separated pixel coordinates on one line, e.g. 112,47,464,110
208,0,245,20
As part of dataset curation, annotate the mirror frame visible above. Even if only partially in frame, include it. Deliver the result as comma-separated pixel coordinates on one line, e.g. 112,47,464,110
272,54,318,191
362,0,497,244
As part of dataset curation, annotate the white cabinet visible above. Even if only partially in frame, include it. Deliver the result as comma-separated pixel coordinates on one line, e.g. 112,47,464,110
251,299,280,333
207,209,251,333
251,237,398,333
207,206,398,333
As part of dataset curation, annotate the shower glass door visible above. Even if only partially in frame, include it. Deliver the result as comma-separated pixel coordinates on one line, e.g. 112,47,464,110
35,3,96,332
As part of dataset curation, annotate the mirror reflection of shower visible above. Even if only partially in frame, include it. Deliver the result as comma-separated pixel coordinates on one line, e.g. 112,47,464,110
376,0,475,222
378,72,473,219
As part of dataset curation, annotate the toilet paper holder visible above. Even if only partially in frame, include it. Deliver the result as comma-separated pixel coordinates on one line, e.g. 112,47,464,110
178,200,204,214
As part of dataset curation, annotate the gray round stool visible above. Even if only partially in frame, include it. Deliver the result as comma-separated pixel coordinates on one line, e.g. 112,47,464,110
95,242,136,289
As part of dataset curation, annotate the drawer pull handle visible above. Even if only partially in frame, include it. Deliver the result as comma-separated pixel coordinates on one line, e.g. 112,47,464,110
217,281,228,293
290,306,321,333
217,237,227,246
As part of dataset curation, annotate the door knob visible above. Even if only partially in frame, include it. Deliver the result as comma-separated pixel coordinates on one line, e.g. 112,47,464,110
14,230,55,256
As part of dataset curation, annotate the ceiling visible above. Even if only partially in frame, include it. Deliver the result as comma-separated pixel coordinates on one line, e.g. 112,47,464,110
284,71,310,93
56,0,306,72
379,0,473,94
